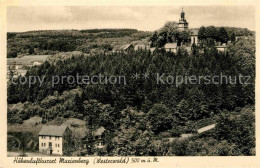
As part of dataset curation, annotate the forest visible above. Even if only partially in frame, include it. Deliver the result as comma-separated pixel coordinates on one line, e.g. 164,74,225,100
7,29,151,58
7,24,255,155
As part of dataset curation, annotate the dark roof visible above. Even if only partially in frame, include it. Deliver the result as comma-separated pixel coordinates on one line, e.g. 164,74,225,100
39,125,68,136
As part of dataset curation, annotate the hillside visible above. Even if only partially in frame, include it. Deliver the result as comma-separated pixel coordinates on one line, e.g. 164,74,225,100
7,24,256,156
7,28,255,155
7,29,152,58
7,27,254,58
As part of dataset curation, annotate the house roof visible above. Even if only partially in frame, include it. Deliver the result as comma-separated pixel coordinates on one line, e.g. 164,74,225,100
120,44,132,50
150,47,156,52
39,125,69,136
190,29,199,36
164,43,177,49
215,45,227,48
185,46,192,52
94,127,105,136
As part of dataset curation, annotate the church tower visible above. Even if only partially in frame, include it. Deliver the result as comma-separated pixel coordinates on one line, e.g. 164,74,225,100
178,8,189,31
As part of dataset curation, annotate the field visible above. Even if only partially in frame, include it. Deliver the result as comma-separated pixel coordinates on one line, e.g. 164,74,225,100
7,55,51,65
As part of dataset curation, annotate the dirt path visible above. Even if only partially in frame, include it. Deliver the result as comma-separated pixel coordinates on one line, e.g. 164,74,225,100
197,124,216,134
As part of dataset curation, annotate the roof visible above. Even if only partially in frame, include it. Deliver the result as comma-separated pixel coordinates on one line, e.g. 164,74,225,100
150,47,156,52
185,46,192,52
181,133,193,138
215,45,227,48
120,44,132,50
24,116,42,125
94,127,105,136
164,43,177,49
39,125,69,136
190,29,199,36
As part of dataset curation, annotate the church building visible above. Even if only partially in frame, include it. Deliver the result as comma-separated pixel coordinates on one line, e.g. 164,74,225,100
178,8,189,31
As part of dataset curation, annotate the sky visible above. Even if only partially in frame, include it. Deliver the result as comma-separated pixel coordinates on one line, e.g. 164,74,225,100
7,6,255,32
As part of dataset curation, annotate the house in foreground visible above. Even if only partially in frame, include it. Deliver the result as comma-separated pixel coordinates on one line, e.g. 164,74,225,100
38,125,72,155
164,43,178,53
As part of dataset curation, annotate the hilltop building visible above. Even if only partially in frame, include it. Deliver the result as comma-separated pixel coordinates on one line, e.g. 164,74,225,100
39,125,72,155
178,8,189,31
190,29,199,46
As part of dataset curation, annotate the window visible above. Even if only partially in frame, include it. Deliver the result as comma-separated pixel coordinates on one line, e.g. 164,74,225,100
57,150,59,152
49,136,51,140
42,143,43,146
58,144,60,147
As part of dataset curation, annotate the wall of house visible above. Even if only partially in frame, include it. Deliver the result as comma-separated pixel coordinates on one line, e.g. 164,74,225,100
165,48,177,53
217,48,226,52
191,36,198,45
39,135,63,155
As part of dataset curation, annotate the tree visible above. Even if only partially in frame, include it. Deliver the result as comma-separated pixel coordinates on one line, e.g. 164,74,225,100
179,31,190,45
230,32,236,43
150,31,158,47
147,103,173,134
28,46,35,55
218,27,229,44
205,26,217,40
198,26,206,40
7,50,18,58
215,109,255,155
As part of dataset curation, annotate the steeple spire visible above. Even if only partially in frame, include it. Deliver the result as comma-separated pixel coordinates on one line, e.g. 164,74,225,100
178,8,189,31
181,8,185,20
